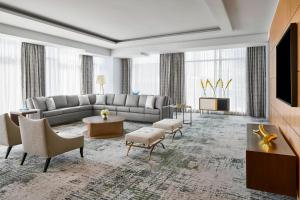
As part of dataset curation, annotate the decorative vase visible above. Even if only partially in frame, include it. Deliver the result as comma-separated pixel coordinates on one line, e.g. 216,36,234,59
103,114,107,120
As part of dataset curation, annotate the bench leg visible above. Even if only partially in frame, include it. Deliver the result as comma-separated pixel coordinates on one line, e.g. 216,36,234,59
126,143,133,156
149,144,156,160
160,142,165,149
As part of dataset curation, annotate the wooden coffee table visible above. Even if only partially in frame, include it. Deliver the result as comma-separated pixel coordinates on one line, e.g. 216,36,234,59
82,116,125,138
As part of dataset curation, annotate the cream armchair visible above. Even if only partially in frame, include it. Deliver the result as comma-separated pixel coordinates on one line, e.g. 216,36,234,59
18,116,84,172
0,113,22,159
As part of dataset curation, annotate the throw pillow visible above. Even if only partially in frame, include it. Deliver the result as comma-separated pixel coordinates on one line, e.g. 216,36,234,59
78,95,90,106
95,95,106,105
145,96,155,109
46,98,56,111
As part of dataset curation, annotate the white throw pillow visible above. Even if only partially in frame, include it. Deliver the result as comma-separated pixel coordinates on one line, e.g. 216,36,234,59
145,96,155,109
46,98,56,111
78,95,90,106
95,95,106,105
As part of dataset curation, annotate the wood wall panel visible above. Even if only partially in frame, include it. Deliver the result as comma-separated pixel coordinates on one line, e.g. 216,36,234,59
269,0,300,198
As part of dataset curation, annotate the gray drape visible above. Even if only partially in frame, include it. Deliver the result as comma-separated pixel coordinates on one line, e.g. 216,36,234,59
160,52,185,104
81,55,94,94
247,46,266,118
21,43,45,100
121,58,132,94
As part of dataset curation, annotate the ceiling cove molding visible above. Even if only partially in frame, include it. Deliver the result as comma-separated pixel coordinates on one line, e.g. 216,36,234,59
204,0,232,31
0,2,221,43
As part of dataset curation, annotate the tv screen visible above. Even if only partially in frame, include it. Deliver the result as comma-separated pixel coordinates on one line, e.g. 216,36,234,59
276,23,297,107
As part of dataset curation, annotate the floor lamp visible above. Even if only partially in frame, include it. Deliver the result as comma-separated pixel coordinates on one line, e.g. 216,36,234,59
96,75,106,95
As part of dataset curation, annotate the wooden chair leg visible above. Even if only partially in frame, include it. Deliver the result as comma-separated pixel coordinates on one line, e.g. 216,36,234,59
5,146,12,159
20,152,27,165
43,157,51,173
80,147,84,158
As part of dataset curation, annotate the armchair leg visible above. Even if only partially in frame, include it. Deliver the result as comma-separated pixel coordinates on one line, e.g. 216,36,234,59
80,147,84,158
20,152,27,165
5,146,13,159
43,157,51,173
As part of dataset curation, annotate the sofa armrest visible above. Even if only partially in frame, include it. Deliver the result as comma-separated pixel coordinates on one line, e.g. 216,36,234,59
160,105,174,119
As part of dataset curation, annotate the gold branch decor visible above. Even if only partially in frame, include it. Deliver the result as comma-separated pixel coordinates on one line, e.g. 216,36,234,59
200,78,232,98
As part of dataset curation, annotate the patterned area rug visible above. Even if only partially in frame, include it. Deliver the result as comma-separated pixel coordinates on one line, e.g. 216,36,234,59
0,114,295,200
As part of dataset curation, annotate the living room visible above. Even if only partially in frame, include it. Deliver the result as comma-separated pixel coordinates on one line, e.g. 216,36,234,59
0,0,299,199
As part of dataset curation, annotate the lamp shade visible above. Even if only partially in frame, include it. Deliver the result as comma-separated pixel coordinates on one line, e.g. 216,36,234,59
96,75,106,85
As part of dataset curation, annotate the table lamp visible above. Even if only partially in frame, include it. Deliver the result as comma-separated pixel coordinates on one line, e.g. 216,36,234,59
96,75,106,94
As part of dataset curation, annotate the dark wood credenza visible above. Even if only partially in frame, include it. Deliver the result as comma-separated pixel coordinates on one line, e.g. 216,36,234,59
246,124,297,197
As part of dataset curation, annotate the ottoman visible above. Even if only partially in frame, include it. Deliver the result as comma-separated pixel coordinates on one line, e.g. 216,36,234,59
153,118,183,141
125,127,165,159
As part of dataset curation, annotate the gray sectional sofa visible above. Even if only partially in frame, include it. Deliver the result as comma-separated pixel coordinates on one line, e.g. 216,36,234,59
26,94,171,125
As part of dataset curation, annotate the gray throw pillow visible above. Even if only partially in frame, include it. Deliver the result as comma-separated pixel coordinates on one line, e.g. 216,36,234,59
46,98,56,111
145,96,155,109
95,95,106,105
78,95,90,106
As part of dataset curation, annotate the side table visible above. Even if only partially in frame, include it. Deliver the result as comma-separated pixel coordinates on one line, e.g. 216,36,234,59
10,109,38,125
168,104,192,125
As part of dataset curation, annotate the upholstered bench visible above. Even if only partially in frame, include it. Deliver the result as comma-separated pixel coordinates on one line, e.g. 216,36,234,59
125,127,165,159
153,118,183,141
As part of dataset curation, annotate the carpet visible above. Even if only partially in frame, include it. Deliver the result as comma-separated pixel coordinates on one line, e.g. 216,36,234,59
0,114,295,200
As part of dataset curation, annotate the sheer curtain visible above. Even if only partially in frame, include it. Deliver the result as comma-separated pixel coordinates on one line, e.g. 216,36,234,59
93,56,105,94
185,48,247,114
0,37,22,114
45,46,82,96
132,54,159,95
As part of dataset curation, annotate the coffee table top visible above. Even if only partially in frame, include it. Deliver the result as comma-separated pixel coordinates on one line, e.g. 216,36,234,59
82,116,125,124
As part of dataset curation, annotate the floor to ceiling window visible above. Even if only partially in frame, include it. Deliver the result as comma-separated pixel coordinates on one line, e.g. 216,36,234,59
93,56,105,94
132,54,160,95
45,46,82,96
0,37,22,114
185,48,247,114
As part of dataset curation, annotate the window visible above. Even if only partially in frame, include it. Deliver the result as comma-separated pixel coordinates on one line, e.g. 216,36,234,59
185,48,247,114
132,54,159,95
45,46,82,96
0,37,22,114
93,56,105,94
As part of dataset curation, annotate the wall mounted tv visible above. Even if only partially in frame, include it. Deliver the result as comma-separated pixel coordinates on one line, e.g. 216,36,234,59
276,23,297,107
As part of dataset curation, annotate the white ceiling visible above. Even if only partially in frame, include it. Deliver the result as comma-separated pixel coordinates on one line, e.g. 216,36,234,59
0,0,278,56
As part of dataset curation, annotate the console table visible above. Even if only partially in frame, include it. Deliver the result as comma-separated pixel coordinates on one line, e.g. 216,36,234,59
199,97,230,113
246,123,297,197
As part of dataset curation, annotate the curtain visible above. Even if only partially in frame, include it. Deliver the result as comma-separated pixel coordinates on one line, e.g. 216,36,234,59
0,37,22,114
247,46,266,118
121,58,132,94
81,55,93,94
21,42,45,100
132,54,159,95
185,48,247,114
160,52,185,104
45,46,82,96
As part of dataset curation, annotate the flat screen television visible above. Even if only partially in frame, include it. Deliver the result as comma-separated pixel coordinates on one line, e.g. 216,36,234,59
276,23,297,107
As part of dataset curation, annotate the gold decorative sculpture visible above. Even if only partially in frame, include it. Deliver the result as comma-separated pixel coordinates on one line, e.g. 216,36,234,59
253,124,278,144
200,78,232,97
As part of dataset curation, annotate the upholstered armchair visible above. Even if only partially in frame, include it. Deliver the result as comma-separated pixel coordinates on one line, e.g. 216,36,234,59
0,113,22,159
18,116,84,172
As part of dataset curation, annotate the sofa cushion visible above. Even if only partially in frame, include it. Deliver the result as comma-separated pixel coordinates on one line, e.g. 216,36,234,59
145,108,160,115
59,107,80,114
106,94,115,105
145,96,155,109
117,106,130,112
155,96,166,109
125,95,139,107
78,95,90,106
138,95,147,107
26,98,34,109
130,107,145,114
95,95,106,105
66,95,79,107
78,105,93,111
105,105,117,111
93,105,106,110
43,110,63,117
113,94,127,106
32,97,47,111
88,94,96,104
52,95,68,108
46,98,56,111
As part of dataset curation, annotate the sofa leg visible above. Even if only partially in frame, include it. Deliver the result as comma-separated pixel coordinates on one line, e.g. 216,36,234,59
80,147,84,158
43,157,51,172
5,146,12,159
20,152,27,165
